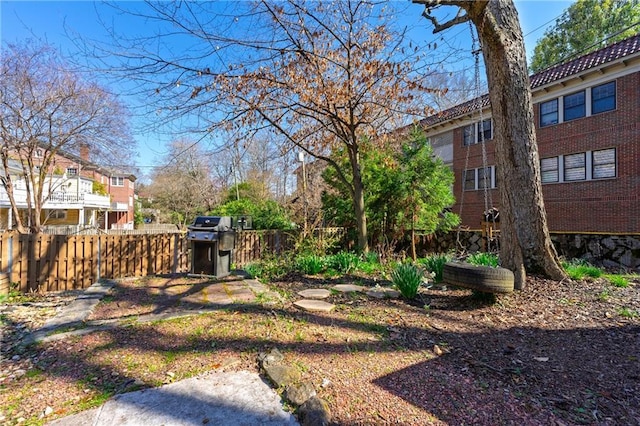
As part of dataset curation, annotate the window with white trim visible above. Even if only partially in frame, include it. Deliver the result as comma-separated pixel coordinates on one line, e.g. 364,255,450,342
564,152,586,181
463,166,496,191
592,148,616,179
463,119,493,146
66,167,78,175
540,99,558,127
563,90,586,121
463,124,475,146
111,176,124,186
541,157,559,183
592,81,616,114
541,149,616,184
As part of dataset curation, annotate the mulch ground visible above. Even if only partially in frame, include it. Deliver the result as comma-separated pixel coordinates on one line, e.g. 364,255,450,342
1,272,639,425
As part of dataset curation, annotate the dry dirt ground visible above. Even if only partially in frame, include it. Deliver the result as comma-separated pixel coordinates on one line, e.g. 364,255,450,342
1,272,639,425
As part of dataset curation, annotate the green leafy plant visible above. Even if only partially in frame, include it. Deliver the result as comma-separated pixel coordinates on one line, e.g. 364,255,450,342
328,252,360,274
466,252,499,268
417,253,453,283
618,307,638,318
243,263,263,279
295,254,325,275
606,274,629,288
391,263,423,299
561,259,603,280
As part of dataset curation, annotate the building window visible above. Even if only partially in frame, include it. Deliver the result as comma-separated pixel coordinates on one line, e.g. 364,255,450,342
66,168,78,175
49,209,67,220
592,148,616,179
463,166,496,191
463,169,476,191
540,99,558,127
592,81,616,114
541,157,559,183
477,166,493,189
564,90,586,121
463,119,493,145
564,152,586,181
478,119,493,142
463,124,475,146
111,176,124,186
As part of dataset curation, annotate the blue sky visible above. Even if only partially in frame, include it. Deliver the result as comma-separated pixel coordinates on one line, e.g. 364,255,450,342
1,1,575,174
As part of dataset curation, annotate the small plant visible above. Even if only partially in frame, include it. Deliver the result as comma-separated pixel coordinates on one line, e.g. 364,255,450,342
295,254,325,275
466,252,499,268
328,252,360,274
244,263,263,279
607,275,629,288
618,307,638,318
562,259,603,280
417,253,453,283
391,263,423,299
597,290,610,302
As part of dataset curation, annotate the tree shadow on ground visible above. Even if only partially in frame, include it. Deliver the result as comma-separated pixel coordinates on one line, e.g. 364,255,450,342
2,274,639,425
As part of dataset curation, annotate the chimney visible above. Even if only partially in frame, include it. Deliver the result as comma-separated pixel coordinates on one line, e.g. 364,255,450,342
80,143,90,161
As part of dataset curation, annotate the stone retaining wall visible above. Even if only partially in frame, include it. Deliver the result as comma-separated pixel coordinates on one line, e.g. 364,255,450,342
417,231,640,272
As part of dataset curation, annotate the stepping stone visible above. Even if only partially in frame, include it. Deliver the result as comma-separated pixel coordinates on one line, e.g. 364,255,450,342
332,284,365,293
366,288,401,299
297,289,331,299
294,299,335,313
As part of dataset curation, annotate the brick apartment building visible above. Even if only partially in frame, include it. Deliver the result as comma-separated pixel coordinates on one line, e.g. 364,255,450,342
420,34,640,235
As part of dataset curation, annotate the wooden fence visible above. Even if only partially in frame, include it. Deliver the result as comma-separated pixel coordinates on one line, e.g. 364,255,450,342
1,228,345,294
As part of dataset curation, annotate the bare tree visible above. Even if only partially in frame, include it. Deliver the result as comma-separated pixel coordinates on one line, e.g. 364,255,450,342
414,0,567,288
146,140,218,226
0,42,135,233
92,0,441,252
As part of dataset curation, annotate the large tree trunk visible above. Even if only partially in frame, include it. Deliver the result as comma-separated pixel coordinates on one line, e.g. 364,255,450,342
466,0,566,288
352,164,369,253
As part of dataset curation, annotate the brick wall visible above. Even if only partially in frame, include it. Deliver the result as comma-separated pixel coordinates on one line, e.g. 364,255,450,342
451,71,640,233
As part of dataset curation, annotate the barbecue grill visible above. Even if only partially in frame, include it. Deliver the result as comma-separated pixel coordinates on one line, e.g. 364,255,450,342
187,216,235,278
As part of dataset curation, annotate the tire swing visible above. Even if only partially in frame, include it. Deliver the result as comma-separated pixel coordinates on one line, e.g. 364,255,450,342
444,23,514,294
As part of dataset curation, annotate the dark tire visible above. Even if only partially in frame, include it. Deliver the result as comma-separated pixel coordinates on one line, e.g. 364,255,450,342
443,261,514,293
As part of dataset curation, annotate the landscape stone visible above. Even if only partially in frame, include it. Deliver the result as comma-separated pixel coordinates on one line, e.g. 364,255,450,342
285,380,316,405
299,396,331,426
331,284,365,293
297,289,331,299
366,288,400,299
258,348,285,367
263,363,301,388
294,300,335,312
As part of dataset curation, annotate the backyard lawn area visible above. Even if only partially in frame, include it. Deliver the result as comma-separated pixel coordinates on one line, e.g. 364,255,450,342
1,270,639,425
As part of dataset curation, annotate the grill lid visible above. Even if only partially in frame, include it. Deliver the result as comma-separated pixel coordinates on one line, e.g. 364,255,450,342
190,216,221,229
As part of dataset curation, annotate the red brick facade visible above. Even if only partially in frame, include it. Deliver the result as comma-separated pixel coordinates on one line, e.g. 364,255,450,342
422,35,640,234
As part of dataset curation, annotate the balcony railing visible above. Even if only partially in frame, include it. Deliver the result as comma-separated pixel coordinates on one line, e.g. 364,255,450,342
0,189,110,209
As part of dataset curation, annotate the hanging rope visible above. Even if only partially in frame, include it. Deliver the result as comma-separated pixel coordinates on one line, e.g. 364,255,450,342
456,21,496,253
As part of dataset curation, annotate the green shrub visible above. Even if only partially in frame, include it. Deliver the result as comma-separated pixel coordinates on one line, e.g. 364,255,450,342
466,252,499,268
328,252,360,274
607,275,629,288
295,254,325,275
561,259,603,280
417,253,452,283
244,263,263,279
391,263,423,299
244,256,292,281
356,252,382,275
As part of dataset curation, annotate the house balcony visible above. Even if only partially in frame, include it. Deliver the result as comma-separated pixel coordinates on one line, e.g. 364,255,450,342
0,188,111,210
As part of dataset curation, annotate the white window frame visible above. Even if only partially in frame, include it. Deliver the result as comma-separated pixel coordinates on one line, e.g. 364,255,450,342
111,176,124,187
463,166,496,191
540,148,616,184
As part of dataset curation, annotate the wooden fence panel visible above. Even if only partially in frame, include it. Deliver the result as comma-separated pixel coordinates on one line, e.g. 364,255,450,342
2,229,342,293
